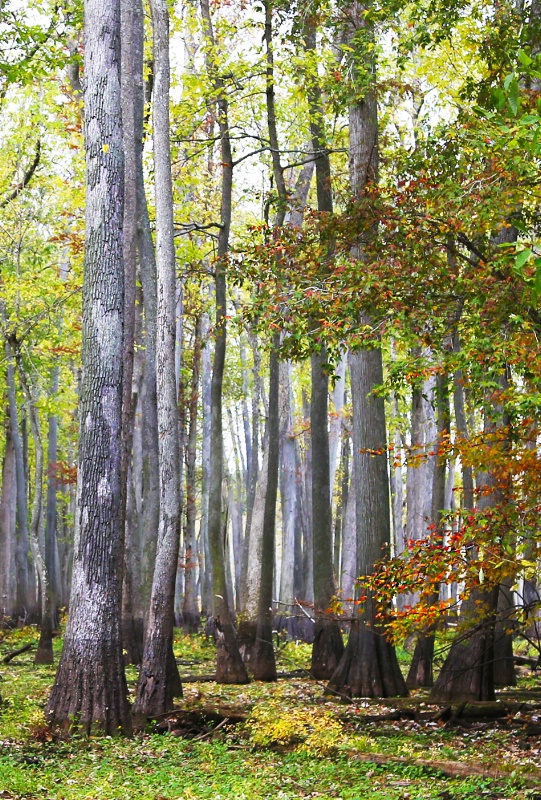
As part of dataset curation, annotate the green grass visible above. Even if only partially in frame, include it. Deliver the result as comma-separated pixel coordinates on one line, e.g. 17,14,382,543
1,627,540,799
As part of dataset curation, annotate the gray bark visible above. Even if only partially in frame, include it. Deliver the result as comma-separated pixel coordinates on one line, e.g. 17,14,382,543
134,0,183,718
47,0,131,734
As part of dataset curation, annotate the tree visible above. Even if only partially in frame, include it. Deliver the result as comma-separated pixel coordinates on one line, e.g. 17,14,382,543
328,0,407,699
46,0,131,734
133,0,183,718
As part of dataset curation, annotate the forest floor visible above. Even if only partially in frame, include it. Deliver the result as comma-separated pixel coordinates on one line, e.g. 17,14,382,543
1,627,541,799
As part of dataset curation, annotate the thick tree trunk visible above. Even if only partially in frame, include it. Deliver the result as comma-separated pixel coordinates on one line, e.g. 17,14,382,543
278,361,297,618
328,1,406,700
133,0,183,719
47,0,131,734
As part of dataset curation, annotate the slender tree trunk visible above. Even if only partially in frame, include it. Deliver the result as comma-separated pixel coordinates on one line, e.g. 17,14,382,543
0,421,17,618
407,372,449,688
182,314,202,633
252,340,279,680
201,0,248,684
47,0,131,733
133,0,183,718
135,0,160,622
4,337,30,620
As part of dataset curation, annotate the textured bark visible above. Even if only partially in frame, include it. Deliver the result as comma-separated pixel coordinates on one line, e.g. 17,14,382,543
201,0,248,684
47,0,131,734
133,0,183,719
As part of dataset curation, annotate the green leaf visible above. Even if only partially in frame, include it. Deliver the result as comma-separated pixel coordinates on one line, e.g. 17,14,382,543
518,49,533,67
515,249,532,272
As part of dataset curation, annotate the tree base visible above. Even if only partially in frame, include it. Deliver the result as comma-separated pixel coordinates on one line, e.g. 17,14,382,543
311,618,344,680
237,617,257,666
47,634,132,736
133,634,182,721
122,615,144,666
214,617,250,684
34,614,54,665
251,618,277,681
406,633,434,688
327,619,408,699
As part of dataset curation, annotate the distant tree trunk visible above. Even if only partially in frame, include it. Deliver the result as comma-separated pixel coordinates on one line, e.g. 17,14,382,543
133,0,183,718
47,0,131,734
0,421,17,617
201,0,248,684
328,0,406,699
200,311,212,617
44,365,60,635
4,336,30,621
303,16,343,678
135,0,160,622
407,372,450,688
182,314,202,633
120,0,144,667
278,361,297,619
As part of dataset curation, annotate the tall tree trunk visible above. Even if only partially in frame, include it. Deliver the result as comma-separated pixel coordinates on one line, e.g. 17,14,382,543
120,0,144,668
133,0,183,719
47,0,131,734
135,0,160,624
303,16,344,678
200,0,248,684
328,1,407,699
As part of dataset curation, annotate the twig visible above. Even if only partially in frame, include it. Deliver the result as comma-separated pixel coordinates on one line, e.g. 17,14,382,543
191,716,229,742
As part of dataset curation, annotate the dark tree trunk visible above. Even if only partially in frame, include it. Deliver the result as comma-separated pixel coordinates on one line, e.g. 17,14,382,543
252,339,280,681
430,369,512,703
47,0,131,734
